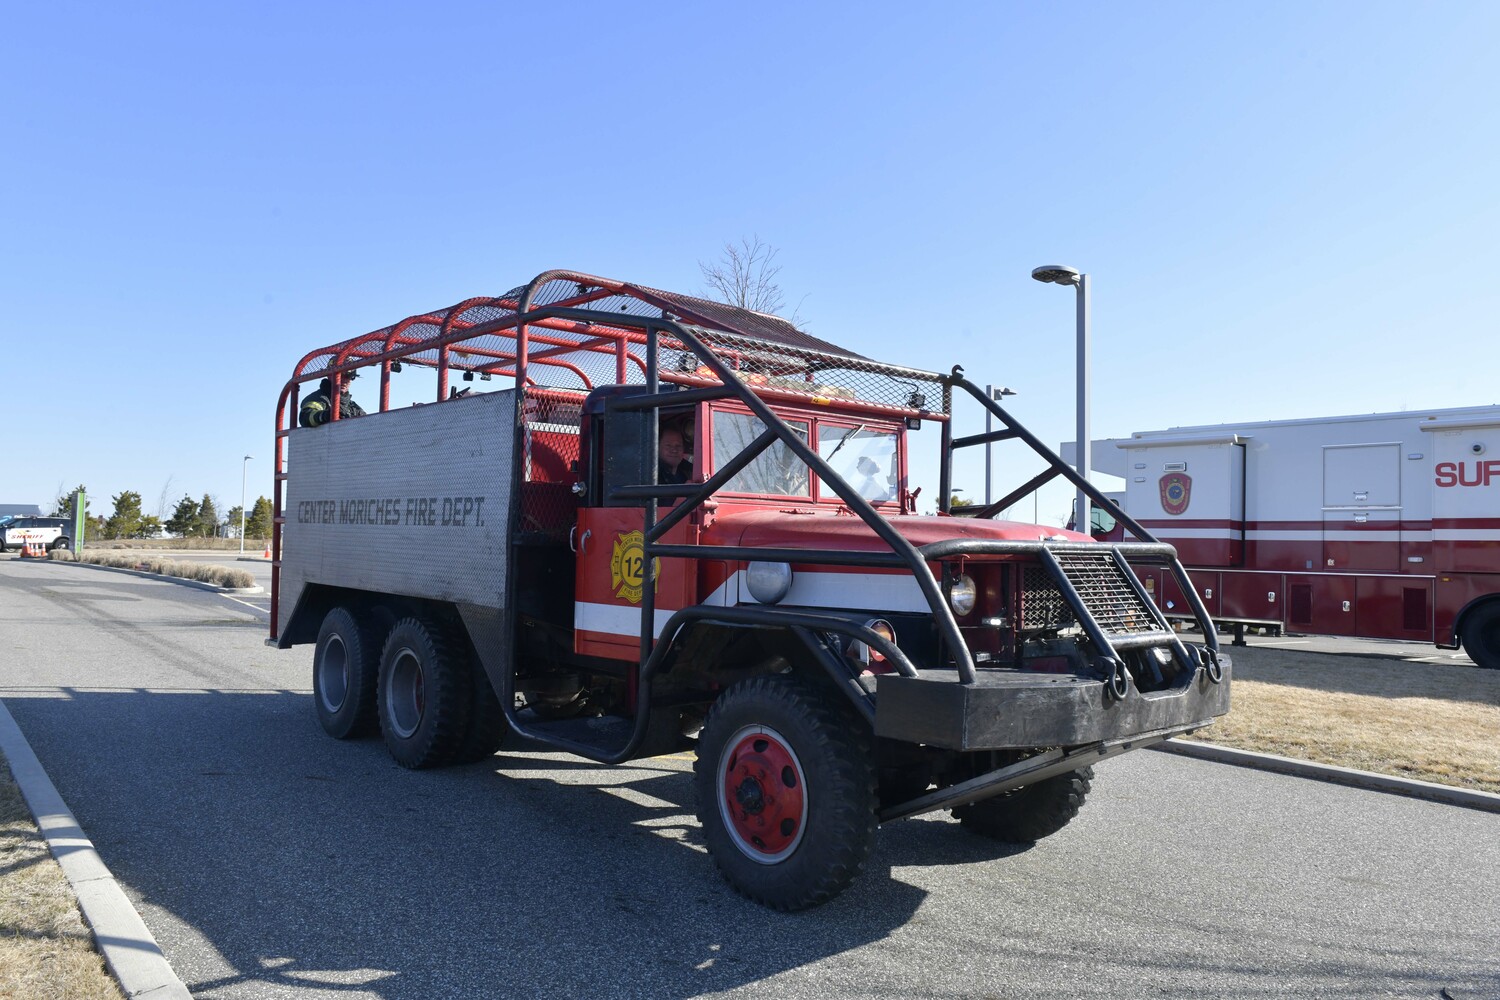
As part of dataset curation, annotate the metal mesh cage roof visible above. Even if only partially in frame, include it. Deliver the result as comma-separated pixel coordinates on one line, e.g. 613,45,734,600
288,268,942,416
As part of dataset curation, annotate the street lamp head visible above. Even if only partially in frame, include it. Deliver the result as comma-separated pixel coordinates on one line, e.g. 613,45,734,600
244,454,254,461
991,386,1017,400
1031,265,1081,286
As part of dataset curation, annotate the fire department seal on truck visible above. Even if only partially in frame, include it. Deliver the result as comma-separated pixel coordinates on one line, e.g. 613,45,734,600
1159,472,1192,515
610,529,656,604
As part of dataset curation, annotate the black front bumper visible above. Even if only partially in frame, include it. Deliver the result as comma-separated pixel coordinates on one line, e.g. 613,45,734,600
873,655,1232,750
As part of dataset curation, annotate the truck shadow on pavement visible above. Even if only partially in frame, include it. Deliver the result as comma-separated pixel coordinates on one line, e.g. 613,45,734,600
9,686,1014,999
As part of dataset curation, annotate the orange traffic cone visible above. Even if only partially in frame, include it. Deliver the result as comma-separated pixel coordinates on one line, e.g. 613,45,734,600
262,543,272,560
20,539,42,559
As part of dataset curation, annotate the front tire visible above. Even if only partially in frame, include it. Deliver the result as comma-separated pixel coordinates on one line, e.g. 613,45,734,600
451,655,509,764
377,617,472,768
313,607,381,739
952,766,1094,843
1460,603,1500,670
694,674,875,911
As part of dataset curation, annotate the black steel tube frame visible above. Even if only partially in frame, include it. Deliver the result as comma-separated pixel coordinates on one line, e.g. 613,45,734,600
524,305,980,686
609,384,735,409
1106,549,1206,668
951,428,1020,449
957,466,1062,521
941,373,1225,661
878,723,1192,823
916,537,1220,656
1032,546,1124,669
945,370,1162,545
647,428,779,541
491,302,1223,764
497,603,915,765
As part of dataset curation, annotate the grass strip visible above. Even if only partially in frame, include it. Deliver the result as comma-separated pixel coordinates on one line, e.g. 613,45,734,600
0,752,125,1000
1182,645,1500,793
48,549,255,589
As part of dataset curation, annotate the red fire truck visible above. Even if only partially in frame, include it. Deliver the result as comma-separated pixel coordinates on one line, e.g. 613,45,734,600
270,269,1231,909
1076,406,1500,668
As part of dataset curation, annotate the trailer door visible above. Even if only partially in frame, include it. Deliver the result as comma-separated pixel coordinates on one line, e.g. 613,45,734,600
1322,443,1400,572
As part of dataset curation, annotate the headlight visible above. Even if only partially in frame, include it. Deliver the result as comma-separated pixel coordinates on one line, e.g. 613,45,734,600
746,561,793,604
948,574,977,616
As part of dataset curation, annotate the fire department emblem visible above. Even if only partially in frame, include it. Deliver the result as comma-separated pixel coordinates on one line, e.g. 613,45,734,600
609,530,659,604
1159,473,1192,515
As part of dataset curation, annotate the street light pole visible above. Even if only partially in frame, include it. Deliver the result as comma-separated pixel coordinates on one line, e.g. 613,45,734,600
1075,273,1090,532
984,385,1016,511
1031,265,1089,531
239,454,253,555
985,383,993,507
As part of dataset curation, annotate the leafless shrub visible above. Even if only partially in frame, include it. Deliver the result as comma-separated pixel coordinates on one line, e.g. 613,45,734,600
70,550,255,589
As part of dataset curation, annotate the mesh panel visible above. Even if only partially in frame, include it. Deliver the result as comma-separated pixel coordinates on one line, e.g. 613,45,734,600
1020,565,1077,633
519,389,584,540
290,269,946,415
670,326,940,414
1051,552,1157,636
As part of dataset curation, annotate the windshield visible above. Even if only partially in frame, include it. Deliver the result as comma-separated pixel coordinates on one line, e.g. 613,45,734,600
817,425,898,503
712,411,811,496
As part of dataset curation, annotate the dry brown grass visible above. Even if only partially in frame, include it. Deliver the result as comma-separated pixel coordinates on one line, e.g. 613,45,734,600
48,550,256,589
1183,645,1500,793
85,537,261,551
0,753,125,1000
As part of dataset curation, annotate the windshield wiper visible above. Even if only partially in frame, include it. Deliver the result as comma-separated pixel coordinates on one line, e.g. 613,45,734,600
824,424,865,462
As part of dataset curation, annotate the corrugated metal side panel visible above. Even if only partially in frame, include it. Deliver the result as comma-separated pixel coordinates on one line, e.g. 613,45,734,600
279,390,515,637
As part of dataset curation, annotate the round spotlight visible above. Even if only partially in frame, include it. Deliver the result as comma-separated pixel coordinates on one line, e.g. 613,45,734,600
949,574,977,616
746,562,792,604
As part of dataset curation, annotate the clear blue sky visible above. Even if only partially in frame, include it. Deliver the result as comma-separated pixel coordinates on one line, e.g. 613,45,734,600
4,2,1497,526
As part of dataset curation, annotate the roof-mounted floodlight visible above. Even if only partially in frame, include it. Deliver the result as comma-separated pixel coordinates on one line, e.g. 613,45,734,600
1031,265,1081,286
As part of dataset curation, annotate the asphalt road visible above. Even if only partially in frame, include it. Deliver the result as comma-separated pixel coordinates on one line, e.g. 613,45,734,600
3,556,1498,1000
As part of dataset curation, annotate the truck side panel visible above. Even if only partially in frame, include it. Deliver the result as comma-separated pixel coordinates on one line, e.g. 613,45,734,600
279,389,516,641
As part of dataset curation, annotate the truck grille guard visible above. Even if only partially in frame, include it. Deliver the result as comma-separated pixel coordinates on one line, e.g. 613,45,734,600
498,305,1222,766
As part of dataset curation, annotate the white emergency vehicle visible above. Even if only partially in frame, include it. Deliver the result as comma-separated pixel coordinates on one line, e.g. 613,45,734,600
1074,405,1500,668
0,516,71,552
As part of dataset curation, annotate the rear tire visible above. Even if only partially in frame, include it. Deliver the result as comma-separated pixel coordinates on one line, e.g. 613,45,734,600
50,538,70,552
313,607,381,739
953,766,1094,843
1460,603,1500,670
694,674,876,911
377,617,472,769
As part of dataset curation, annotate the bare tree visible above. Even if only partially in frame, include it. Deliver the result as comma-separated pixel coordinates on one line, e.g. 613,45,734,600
156,475,176,521
700,236,800,321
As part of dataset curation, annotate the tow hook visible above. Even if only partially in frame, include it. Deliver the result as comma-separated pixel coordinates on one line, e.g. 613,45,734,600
1102,658,1129,701
1204,647,1224,684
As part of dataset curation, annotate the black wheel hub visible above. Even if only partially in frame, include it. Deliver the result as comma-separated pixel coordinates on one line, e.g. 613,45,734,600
735,777,766,815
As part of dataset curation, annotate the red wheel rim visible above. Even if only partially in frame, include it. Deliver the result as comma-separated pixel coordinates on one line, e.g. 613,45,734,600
718,725,807,864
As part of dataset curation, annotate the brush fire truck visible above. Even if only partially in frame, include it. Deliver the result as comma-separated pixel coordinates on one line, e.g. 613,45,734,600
270,269,1231,910
1074,405,1500,669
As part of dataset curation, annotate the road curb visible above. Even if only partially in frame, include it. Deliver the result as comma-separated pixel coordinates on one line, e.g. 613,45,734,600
0,700,193,1000
38,558,264,595
1154,738,1500,814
